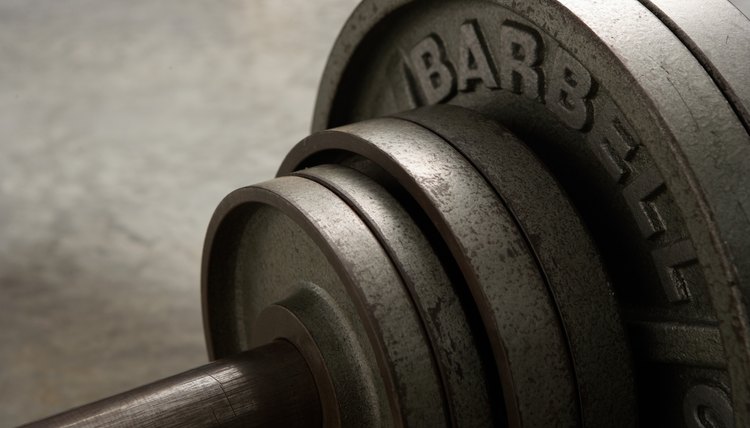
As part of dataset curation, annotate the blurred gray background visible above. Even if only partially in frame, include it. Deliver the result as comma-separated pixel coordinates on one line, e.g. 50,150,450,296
0,1,357,425
2,0,749,426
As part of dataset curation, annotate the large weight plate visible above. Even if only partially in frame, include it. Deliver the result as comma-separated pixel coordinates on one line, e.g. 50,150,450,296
294,164,495,426
312,0,750,426
396,104,637,427
280,118,580,426
639,0,750,133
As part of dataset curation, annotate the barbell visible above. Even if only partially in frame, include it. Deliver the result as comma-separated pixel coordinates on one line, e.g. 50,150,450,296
23,0,750,426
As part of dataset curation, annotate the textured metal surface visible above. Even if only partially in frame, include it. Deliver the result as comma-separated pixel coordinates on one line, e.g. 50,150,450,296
205,203,386,427
251,304,339,427
280,119,579,427
312,0,750,425
294,164,495,426
397,105,637,426
21,341,320,428
203,177,447,427
639,0,750,133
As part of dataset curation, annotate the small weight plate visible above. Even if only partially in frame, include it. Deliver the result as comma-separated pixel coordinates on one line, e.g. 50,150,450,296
250,303,341,426
396,104,637,427
312,1,750,425
279,118,580,427
294,163,495,426
202,176,448,427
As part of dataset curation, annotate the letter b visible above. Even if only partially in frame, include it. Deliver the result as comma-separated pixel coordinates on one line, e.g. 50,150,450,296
409,35,456,104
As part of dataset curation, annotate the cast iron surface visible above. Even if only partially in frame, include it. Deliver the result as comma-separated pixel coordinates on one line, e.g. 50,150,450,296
251,304,340,426
280,118,580,427
294,163,494,427
203,176,447,427
640,0,750,133
397,105,636,426
312,0,750,425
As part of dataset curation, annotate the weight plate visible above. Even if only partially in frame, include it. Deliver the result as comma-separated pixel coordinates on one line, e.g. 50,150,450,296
250,303,340,426
202,176,447,427
293,163,495,426
279,118,579,426
639,0,750,133
312,1,750,425
396,104,637,426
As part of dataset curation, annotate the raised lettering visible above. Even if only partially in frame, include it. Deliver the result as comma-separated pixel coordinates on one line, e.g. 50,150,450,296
623,167,667,239
499,22,543,100
547,49,593,130
652,239,698,303
409,35,456,104
683,384,734,428
589,102,638,182
629,322,725,368
457,20,498,91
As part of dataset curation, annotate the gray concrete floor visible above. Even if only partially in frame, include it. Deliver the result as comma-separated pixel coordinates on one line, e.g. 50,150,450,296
0,1,357,425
